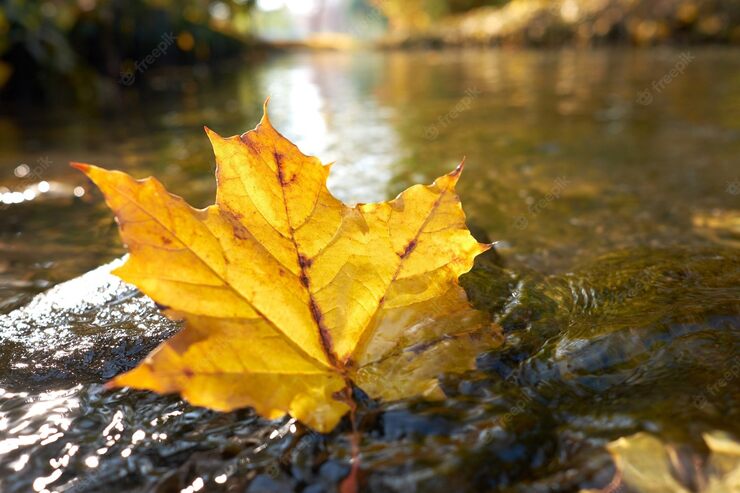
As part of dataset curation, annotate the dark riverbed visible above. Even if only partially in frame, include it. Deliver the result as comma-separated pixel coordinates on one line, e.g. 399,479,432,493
0,47,738,492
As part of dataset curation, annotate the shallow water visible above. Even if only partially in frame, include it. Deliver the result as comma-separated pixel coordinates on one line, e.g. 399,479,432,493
0,47,738,492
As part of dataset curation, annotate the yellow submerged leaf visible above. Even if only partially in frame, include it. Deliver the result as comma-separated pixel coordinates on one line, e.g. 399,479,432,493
73,102,499,432
581,432,740,493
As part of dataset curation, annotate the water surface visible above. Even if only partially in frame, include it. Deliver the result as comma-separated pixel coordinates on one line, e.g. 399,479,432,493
0,47,738,492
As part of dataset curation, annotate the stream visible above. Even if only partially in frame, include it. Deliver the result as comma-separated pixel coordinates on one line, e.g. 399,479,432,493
1,47,738,492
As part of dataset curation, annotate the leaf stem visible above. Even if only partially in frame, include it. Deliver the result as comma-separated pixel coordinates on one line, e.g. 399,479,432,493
339,382,360,493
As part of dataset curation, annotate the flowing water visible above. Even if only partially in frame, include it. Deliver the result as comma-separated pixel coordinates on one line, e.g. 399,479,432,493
0,48,738,492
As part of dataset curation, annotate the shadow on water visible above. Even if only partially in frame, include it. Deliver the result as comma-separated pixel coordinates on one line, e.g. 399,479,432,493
0,47,738,491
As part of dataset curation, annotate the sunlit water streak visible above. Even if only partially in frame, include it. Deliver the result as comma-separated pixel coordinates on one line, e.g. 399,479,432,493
258,55,398,204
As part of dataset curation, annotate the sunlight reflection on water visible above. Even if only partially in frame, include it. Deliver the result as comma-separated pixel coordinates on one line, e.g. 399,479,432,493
259,56,397,204
0,386,79,491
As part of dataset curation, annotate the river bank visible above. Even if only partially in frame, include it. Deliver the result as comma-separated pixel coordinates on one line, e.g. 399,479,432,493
377,0,740,48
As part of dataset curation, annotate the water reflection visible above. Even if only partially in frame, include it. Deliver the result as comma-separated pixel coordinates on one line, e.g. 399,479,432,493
255,54,398,204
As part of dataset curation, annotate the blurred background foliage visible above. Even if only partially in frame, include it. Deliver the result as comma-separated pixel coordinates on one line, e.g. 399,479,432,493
1,0,738,103
372,0,508,32
0,0,256,102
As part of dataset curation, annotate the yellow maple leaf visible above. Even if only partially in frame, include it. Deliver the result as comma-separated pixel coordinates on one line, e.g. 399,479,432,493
72,102,499,432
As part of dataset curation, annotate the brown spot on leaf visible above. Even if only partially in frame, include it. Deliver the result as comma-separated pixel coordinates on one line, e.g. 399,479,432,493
182,367,194,378
298,255,312,287
223,210,250,240
275,151,298,186
240,134,261,154
298,254,313,269
275,151,286,185
232,223,249,240
309,297,337,366
400,239,417,259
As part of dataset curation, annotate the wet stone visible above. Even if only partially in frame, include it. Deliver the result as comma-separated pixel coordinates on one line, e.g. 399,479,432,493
0,258,180,390
245,474,296,493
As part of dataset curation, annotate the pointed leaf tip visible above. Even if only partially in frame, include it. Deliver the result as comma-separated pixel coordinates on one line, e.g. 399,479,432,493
261,97,272,126
433,159,465,190
452,158,465,177
203,126,219,140
70,162,91,173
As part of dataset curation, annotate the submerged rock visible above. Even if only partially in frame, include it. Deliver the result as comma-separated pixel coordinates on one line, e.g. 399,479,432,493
0,258,179,390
